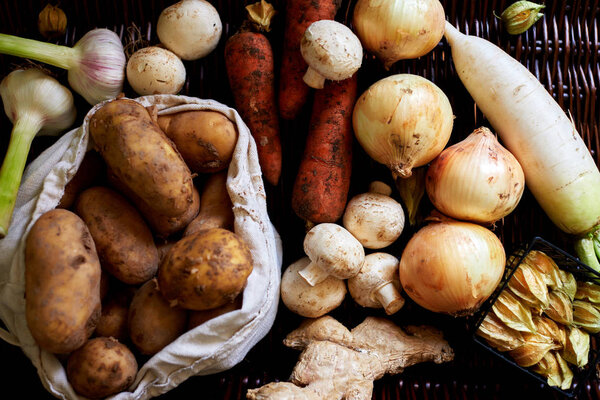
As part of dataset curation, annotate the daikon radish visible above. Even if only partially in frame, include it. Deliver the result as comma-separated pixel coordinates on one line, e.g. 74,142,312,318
444,22,600,240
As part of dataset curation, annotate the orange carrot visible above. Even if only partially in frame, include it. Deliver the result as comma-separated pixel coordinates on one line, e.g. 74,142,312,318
291,75,357,224
224,1,281,185
278,0,341,120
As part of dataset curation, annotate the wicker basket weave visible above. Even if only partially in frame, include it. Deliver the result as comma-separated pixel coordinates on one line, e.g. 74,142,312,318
1,0,599,399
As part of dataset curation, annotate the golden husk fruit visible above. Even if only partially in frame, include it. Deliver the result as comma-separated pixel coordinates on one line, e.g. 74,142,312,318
572,300,600,334
575,281,600,303
509,331,559,367
533,315,566,349
561,327,590,368
492,290,537,333
544,290,573,326
38,4,67,39
559,270,577,301
508,263,549,312
477,311,525,352
523,250,563,290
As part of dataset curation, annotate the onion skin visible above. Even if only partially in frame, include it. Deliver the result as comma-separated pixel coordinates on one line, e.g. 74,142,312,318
399,218,505,316
426,127,525,224
352,0,445,69
352,74,453,178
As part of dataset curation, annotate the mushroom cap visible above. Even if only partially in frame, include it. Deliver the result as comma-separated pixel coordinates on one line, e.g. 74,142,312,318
157,0,223,61
303,223,365,280
126,46,186,95
343,192,405,249
281,257,347,318
348,253,401,308
300,20,363,81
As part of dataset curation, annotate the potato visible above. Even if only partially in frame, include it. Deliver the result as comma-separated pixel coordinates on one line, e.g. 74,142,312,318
66,337,137,399
57,150,106,209
107,168,200,238
75,186,158,285
25,209,102,354
158,228,253,310
95,285,135,342
89,98,194,217
128,278,188,355
184,171,233,237
158,110,238,173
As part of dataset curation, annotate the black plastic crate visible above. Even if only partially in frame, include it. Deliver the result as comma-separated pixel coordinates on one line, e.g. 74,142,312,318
469,236,600,398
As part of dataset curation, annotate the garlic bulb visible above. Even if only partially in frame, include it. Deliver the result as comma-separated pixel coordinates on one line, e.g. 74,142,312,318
0,28,126,104
352,74,453,178
67,29,126,104
352,0,445,69
0,69,76,237
426,127,525,224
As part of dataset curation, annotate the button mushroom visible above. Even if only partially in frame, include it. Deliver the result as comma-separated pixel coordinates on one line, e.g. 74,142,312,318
126,46,186,95
281,257,347,318
300,20,363,89
348,252,405,315
299,223,365,286
157,0,223,61
343,181,405,249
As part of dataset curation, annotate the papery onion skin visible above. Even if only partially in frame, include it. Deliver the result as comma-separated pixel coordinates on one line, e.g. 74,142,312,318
399,218,506,316
426,127,525,224
352,0,445,69
352,74,453,178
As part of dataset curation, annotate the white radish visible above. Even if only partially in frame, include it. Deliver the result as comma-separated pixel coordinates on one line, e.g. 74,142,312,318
444,22,600,238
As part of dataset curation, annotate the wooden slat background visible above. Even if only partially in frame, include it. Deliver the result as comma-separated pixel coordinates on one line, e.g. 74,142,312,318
1,0,599,399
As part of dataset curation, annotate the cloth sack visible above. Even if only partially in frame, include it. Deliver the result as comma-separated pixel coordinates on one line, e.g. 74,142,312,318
0,95,282,400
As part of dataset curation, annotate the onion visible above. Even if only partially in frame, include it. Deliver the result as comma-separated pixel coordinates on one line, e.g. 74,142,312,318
352,0,445,69
399,215,506,316
426,127,525,224
352,74,453,179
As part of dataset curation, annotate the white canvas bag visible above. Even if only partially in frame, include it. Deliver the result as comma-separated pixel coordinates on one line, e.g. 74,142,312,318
0,94,282,400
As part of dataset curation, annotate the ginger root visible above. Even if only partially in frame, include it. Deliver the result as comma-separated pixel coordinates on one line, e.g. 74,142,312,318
247,315,454,400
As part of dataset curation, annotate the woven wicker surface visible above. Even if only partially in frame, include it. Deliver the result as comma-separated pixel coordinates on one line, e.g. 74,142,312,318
1,0,600,399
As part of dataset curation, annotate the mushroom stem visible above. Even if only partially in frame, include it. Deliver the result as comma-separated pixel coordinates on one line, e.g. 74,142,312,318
303,66,326,89
375,282,405,315
369,181,392,196
298,261,331,286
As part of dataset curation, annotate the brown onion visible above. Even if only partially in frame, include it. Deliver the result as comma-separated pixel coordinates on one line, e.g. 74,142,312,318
426,127,525,224
352,0,445,69
399,216,505,316
352,74,453,179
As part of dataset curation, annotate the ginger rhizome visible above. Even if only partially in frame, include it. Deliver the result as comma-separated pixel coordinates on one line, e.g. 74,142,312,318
247,315,454,399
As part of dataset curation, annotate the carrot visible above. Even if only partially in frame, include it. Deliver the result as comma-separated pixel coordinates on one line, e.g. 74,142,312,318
278,0,341,120
291,75,357,225
224,1,281,186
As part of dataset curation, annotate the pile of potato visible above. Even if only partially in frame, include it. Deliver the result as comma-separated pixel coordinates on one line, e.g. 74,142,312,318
24,98,253,399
